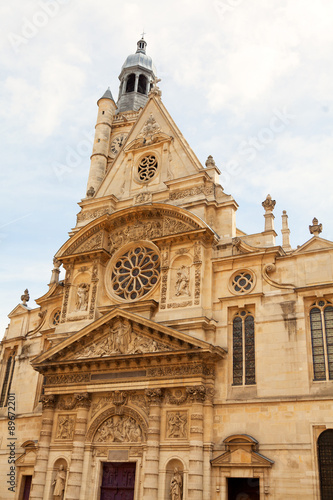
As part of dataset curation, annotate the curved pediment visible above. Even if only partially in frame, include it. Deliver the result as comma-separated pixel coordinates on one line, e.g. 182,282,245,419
55,204,213,260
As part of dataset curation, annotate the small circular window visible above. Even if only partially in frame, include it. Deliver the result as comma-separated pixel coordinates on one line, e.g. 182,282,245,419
111,245,160,301
51,309,61,326
230,270,255,295
138,155,158,181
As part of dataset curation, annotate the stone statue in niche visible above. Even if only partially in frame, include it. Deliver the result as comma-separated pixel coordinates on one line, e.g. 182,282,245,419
170,467,183,500
56,415,75,440
52,465,66,499
167,411,187,438
75,283,90,311
96,415,142,443
175,265,190,297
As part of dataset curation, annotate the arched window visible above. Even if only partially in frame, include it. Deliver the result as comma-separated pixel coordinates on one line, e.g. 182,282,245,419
0,352,16,407
138,74,147,94
125,74,135,93
318,430,333,499
233,311,255,386
310,300,333,381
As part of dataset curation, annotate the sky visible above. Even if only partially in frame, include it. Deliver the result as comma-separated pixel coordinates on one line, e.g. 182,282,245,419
0,0,332,335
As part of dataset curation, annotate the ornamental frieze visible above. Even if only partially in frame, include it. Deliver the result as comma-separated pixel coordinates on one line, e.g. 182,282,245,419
169,184,214,200
77,208,109,223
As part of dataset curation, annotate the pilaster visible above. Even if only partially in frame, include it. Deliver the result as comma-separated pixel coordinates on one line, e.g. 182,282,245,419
29,395,56,500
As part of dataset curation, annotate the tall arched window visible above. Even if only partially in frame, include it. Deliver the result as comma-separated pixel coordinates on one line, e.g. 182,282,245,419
310,300,333,381
125,74,135,93
318,429,333,499
138,74,147,94
233,311,255,385
0,352,16,407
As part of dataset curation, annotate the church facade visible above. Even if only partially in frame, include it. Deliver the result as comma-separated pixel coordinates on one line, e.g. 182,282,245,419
0,38,333,500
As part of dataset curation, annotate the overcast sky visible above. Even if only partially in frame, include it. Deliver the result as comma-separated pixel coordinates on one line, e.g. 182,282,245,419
0,0,332,335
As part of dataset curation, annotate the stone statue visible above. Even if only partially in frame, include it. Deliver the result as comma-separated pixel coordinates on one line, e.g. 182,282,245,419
75,283,90,311
170,467,182,500
52,465,66,499
175,266,190,296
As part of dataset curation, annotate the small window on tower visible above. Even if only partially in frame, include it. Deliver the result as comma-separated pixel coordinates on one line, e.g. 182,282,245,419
138,75,147,94
126,74,135,93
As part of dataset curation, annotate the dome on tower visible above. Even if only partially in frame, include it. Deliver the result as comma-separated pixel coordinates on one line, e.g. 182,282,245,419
117,37,157,113
121,38,157,74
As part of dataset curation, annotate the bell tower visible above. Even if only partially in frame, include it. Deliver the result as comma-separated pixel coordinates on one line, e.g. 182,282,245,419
117,37,156,113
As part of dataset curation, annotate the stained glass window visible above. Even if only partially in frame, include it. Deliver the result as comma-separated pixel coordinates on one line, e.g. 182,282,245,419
233,312,255,386
310,301,333,381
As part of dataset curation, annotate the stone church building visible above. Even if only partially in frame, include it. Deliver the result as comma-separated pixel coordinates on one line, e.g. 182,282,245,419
0,38,333,500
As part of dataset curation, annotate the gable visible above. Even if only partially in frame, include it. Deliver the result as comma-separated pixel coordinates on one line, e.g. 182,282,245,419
32,308,225,368
293,236,333,255
97,95,205,200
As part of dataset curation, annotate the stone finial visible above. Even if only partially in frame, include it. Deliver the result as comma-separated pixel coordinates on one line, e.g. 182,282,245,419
21,289,30,306
281,210,291,251
86,186,95,198
309,217,322,236
205,155,216,168
262,194,276,213
50,258,62,286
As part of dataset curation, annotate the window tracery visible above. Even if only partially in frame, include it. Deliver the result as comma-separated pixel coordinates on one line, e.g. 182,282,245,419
137,155,158,182
111,245,160,300
232,311,255,386
310,300,333,381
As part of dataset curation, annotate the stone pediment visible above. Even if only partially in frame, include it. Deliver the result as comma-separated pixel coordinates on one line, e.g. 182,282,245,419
211,449,274,468
211,434,274,468
32,308,225,369
16,448,37,467
292,235,333,255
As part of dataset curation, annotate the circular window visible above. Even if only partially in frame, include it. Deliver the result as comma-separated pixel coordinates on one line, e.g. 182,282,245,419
138,155,158,182
51,309,61,326
229,270,255,295
111,245,160,301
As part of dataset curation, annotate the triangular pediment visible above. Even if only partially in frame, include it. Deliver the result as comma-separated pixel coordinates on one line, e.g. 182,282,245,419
211,449,274,468
97,95,205,200
8,303,31,318
292,236,333,255
16,448,37,466
32,308,225,369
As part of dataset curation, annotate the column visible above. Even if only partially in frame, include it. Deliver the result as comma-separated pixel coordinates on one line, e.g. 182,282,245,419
186,386,205,500
142,388,163,499
65,393,91,500
134,74,139,93
30,395,57,500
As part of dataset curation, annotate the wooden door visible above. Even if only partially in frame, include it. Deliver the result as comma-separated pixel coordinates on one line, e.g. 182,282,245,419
100,462,136,500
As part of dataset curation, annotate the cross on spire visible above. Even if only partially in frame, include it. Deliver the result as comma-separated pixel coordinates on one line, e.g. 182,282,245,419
141,30,146,39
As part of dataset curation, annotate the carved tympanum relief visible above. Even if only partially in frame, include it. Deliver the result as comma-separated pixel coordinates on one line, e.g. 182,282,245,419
95,415,142,443
73,318,172,359
166,411,188,439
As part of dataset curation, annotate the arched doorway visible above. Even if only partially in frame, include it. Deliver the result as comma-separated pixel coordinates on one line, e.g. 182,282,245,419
318,429,333,500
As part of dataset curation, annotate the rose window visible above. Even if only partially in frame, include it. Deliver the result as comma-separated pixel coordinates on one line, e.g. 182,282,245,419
138,155,158,181
111,246,160,300
231,271,254,294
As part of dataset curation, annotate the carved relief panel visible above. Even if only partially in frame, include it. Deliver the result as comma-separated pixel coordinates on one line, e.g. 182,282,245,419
166,411,188,440
55,414,76,440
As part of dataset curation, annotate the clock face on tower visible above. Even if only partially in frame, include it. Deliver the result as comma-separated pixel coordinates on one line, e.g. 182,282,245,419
110,134,127,157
